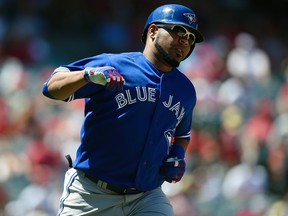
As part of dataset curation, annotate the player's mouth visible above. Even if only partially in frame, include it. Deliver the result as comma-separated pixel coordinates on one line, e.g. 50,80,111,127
175,48,184,58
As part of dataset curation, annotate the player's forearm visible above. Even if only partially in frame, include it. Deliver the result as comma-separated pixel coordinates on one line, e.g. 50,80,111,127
47,70,87,100
174,138,189,151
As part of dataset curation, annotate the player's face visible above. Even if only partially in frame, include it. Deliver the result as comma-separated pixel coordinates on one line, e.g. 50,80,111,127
154,25,192,67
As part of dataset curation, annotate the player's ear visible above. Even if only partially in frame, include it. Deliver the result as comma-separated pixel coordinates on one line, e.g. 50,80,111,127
147,24,158,41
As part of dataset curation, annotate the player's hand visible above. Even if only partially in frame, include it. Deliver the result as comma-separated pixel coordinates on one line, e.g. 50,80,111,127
84,66,125,91
160,157,185,183
160,144,186,183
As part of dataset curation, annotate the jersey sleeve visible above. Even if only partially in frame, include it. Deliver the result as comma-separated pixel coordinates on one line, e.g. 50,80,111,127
174,80,197,141
42,67,71,100
174,106,193,140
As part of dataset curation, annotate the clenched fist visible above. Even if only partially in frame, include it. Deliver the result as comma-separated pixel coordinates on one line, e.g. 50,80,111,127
84,66,125,91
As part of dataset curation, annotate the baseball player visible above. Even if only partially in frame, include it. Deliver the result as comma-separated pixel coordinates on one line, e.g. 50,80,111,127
42,4,203,216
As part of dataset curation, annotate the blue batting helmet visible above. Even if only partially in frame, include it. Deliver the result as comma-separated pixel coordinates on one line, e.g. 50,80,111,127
142,4,204,44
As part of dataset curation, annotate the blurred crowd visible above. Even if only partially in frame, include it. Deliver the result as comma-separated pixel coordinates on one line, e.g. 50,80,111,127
0,0,288,216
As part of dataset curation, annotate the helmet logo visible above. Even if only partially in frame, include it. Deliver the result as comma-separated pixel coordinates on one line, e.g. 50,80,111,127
183,13,197,24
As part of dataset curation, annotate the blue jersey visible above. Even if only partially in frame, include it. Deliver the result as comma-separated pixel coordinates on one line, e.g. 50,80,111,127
43,52,196,191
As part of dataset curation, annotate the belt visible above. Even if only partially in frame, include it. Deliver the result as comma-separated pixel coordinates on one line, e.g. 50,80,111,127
85,174,142,194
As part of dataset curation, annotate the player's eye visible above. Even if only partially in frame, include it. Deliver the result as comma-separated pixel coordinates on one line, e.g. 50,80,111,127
157,24,196,45
170,26,196,45
171,26,186,35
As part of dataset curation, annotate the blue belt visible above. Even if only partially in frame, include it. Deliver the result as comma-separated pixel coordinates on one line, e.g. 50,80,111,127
85,174,143,194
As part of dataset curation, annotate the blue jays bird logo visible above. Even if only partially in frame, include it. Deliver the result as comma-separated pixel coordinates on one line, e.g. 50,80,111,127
164,129,175,153
183,13,197,24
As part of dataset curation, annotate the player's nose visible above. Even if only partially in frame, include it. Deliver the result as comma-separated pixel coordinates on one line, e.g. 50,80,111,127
179,37,189,46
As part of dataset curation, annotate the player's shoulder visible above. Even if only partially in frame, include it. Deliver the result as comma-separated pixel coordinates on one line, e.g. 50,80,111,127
171,68,197,97
174,68,195,88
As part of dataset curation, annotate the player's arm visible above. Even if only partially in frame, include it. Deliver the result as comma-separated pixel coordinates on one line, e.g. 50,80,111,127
42,66,125,101
46,69,87,100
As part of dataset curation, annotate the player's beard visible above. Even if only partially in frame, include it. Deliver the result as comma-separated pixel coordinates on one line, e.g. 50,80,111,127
155,37,180,68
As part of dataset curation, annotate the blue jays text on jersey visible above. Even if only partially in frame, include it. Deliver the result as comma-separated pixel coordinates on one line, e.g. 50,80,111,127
115,87,185,126
42,52,197,191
